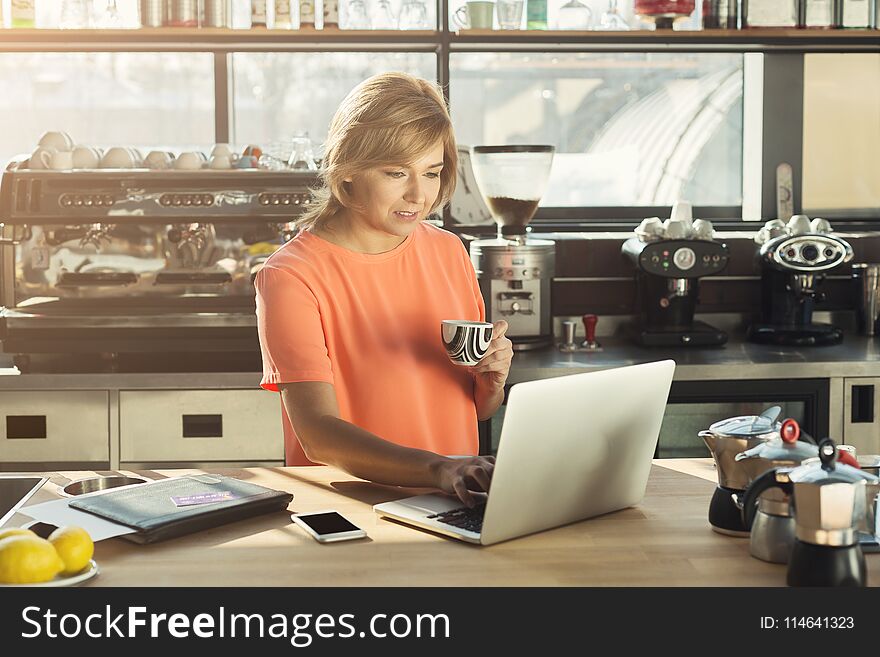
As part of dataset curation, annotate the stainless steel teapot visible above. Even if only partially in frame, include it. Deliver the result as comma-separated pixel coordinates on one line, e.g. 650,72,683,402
700,406,794,535
735,418,818,563
743,439,880,587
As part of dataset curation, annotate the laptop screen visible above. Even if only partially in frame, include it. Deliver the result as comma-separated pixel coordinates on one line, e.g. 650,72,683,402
0,476,47,527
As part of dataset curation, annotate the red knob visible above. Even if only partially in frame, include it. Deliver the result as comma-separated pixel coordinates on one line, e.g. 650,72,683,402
780,418,800,444
582,314,598,343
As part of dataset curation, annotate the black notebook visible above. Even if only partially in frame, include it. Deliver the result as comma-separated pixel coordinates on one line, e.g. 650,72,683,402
68,475,293,544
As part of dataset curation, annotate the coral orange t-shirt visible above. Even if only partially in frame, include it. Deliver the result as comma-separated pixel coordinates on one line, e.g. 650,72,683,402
256,222,486,465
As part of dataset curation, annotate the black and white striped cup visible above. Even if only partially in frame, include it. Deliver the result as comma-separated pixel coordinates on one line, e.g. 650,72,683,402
441,320,493,366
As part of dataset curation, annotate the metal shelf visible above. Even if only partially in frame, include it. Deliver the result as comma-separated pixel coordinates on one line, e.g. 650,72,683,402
0,28,441,52
450,28,880,53
0,27,876,53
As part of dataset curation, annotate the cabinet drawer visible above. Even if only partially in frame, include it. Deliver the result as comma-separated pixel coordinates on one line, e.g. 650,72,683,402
119,390,283,462
0,391,109,462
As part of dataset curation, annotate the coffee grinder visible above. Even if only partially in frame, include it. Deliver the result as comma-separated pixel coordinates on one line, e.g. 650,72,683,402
621,204,730,347
468,146,555,350
747,215,853,346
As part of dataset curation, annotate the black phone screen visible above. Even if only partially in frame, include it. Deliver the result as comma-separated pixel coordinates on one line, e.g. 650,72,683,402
296,512,360,535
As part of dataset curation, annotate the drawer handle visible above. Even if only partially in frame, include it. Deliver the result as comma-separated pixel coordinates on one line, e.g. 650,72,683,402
6,415,47,439
182,414,223,438
852,385,875,424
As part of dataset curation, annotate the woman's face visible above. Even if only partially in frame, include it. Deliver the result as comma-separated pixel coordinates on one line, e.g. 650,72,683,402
344,142,444,245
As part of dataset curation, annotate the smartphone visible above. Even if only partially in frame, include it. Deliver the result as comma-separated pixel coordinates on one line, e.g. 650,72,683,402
291,511,367,543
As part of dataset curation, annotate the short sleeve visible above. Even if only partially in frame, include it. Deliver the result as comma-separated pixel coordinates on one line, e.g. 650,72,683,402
255,265,334,391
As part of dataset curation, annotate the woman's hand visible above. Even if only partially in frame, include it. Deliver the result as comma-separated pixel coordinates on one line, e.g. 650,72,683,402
469,320,513,391
433,455,495,508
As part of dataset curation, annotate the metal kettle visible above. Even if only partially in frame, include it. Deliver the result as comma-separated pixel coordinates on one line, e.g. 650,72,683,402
699,405,784,536
743,439,880,587
736,419,818,563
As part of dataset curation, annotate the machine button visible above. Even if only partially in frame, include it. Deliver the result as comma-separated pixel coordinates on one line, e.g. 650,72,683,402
511,302,521,312
192,196,203,206
522,269,530,277
282,196,291,205
61,196,73,207
259,195,270,206
73,196,83,207
506,269,513,277
801,244,820,261
160,195,172,207
104,195,114,206
83,197,93,206
786,248,797,259
172,196,182,206
202,195,213,206
182,196,192,206
824,248,835,258
672,247,696,271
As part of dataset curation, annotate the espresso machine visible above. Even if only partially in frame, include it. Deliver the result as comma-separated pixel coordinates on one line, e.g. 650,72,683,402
621,204,730,347
0,157,318,372
747,215,853,346
467,146,555,350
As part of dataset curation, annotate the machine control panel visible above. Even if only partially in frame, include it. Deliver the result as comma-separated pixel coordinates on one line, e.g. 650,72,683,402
636,240,729,278
764,234,853,272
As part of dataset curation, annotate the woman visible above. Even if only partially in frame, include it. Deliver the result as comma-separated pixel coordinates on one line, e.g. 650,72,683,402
256,72,512,507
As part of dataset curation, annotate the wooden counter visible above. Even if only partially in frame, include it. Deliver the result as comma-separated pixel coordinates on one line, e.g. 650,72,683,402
12,460,880,587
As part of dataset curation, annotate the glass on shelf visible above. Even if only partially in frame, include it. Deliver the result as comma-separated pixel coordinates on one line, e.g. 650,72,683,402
288,133,318,171
371,0,397,29
94,0,124,29
595,0,631,29
803,0,834,27
743,0,797,26
556,0,593,29
60,0,92,29
341,0,370,27
399,0,431,29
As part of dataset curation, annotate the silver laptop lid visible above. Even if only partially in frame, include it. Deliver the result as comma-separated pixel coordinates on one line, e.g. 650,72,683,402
480,360,675,545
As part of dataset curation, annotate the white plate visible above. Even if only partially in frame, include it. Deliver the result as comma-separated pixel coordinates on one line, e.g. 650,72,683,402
0,559,99,588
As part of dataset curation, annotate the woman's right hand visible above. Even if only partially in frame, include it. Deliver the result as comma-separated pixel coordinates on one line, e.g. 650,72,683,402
433,455,495,508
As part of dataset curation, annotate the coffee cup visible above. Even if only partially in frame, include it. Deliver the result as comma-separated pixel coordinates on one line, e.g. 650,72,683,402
495,0,523,28
786,214,812,236
100,146,138,169
28,146,57,169
174,151,206,171
208,154,232,170
41,149,74,170
38,131,75,152
453,1,495,28
144,150,175,170
441,320,493,366
211,144,234,159
71,145,102,169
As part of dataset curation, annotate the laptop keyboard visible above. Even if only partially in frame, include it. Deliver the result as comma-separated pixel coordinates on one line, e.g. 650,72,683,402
428,503,486,534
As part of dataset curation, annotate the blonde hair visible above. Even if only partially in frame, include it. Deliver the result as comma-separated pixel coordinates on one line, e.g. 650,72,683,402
296,72,458,232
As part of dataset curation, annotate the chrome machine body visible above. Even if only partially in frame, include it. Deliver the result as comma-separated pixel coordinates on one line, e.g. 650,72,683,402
0,159,318,372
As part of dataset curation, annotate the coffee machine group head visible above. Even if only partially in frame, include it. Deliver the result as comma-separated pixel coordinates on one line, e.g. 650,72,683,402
747,215,853,346
468,145,556,350
621,202,730,347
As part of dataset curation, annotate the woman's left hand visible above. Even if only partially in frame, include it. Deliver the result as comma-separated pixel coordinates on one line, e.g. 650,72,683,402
470,320,513,390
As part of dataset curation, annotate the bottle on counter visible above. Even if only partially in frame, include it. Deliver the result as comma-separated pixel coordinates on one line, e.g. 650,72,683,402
167,0,199,27
702,0,740,27
743,0,797,26
323,0,339,28
837,0,873,27
299,0,316,27
274,0,293,27
251,0,269,27
526,0,548,28
10,0,36,28
203,0,230,28
802,0,834,26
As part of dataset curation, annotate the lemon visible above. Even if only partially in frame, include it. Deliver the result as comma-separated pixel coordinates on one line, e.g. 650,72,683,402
0,535,65,584
48,526,94,576
0,528,35,541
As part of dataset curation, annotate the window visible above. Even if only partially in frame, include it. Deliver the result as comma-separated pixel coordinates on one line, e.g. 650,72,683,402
0,52,215,164
450,52,744,210
230,52,437,160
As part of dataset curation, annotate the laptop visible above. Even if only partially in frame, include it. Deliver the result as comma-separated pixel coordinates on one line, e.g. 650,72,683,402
374,360,675,546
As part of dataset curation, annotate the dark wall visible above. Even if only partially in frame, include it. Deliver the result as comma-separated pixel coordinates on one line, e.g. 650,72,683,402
460,231,880,317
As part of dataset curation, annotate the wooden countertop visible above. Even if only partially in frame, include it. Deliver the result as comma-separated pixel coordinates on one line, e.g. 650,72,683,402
12,460,880,587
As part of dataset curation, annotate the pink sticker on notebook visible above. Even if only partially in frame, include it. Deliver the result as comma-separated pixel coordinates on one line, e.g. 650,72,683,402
171,491,238,507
